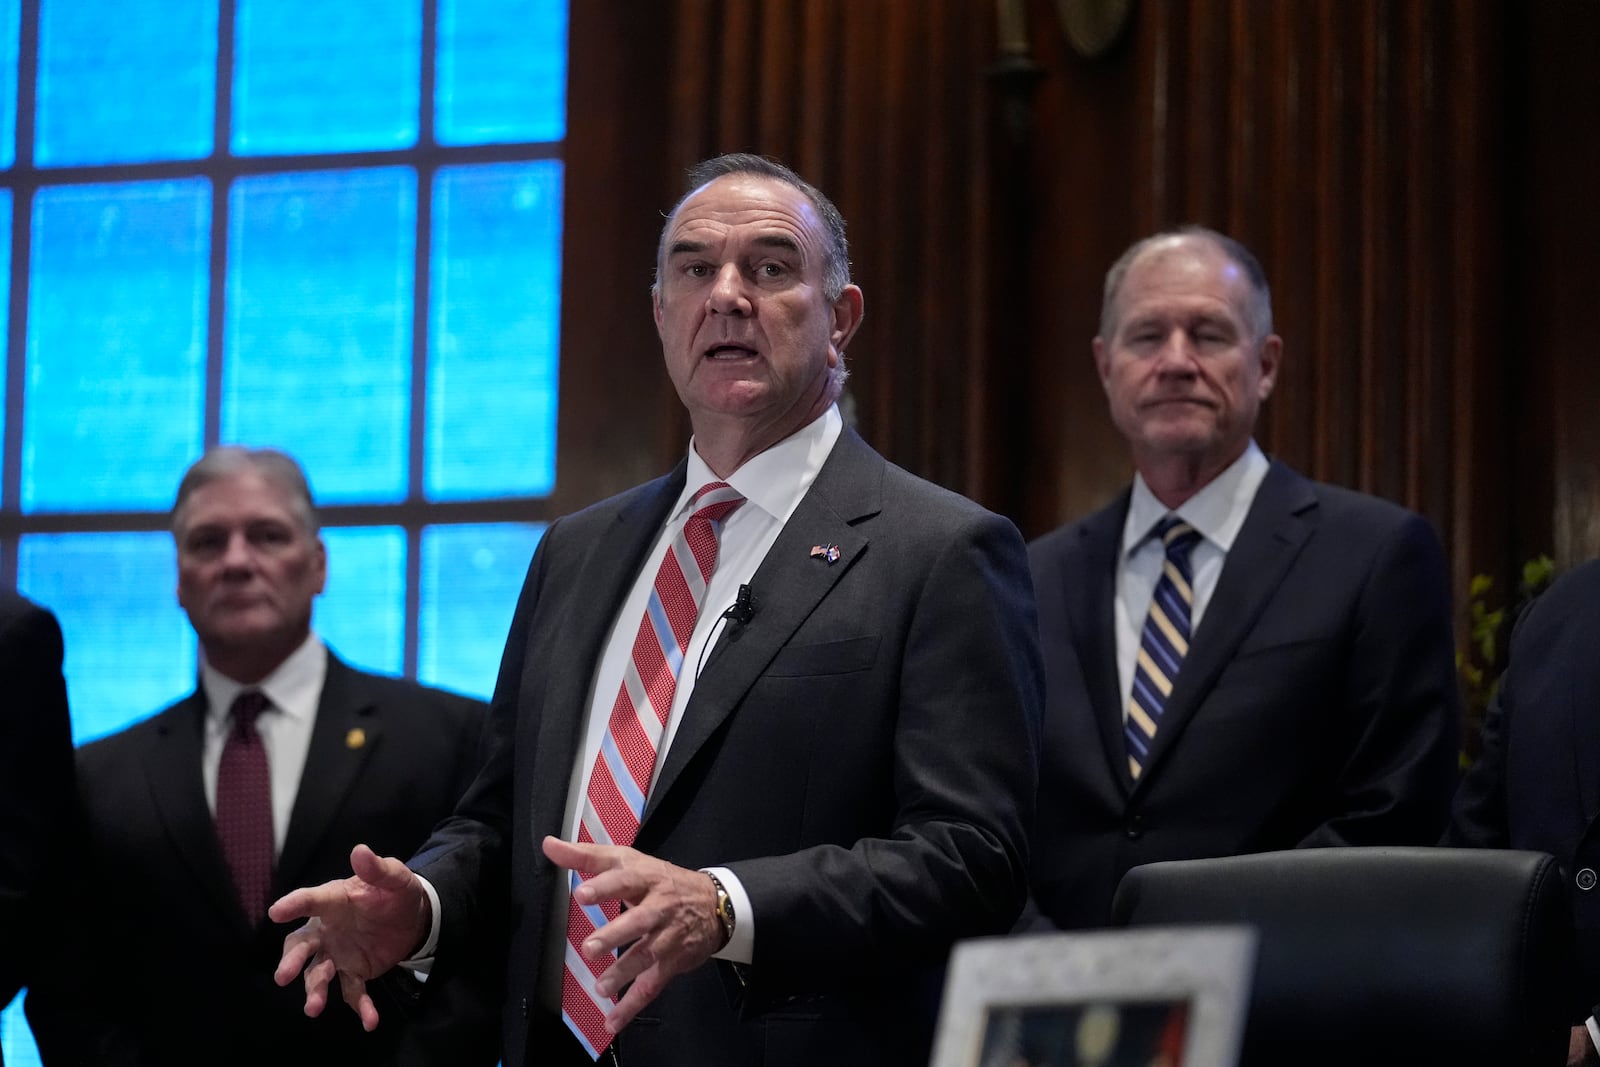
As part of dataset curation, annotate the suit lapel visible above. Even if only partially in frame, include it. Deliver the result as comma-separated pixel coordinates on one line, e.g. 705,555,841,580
144,692,248,926
274,655,380,893
1135,462,1317,788
529,468,686,843
1072,496,1140,795
641,431,878,827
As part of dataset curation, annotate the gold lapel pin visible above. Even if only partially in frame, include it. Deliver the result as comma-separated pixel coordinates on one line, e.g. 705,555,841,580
345,727,367,750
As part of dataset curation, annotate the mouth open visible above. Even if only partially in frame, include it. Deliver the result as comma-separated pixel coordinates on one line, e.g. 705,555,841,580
705,343,758,360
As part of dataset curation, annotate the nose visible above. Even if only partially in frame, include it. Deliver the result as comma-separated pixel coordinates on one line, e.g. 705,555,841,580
706,262,752,317
1154,329,1198,374
219,531,256,572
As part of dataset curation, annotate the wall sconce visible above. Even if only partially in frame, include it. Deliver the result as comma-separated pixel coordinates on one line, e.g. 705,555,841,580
990,0,1046,144
1055,0,1135,59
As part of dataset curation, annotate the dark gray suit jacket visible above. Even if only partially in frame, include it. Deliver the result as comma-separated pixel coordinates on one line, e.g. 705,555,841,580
0,591,75,1067
27,652,500,1067
1026,460,1461,929
1447,558,1600,1018
411,429,1043,1067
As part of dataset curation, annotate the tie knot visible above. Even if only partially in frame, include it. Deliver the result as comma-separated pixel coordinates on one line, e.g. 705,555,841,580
229,690,269,737
1153,517,1201,561
688,481,745,527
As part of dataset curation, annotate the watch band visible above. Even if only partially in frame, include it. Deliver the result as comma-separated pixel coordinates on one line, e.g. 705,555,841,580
707,871,736,948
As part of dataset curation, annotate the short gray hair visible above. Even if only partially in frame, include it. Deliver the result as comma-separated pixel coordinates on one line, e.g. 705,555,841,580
171,446,319,536
1100,225,1274,343
654,152,852,303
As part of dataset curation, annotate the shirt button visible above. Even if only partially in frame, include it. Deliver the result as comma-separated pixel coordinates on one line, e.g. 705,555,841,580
1577,868,1597,892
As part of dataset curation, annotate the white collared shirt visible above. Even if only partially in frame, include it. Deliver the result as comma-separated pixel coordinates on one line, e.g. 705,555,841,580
1113,441,1270,720
540,404,843,993
199,632,327,855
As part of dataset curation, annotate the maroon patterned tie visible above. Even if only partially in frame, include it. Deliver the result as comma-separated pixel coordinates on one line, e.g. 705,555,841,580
215,690,274,925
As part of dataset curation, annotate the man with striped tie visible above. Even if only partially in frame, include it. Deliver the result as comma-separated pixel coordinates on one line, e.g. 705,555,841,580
1021,227,1460,931
273,154,1042,1067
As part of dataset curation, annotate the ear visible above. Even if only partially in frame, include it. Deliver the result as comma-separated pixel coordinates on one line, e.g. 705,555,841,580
827,285,866,364
652,287,665,335
1256,334,1282,401
1093,336,1113,394
312,536,328,596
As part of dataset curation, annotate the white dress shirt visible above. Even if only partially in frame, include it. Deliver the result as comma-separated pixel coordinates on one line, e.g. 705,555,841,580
1113,441,1270,719
547,405,842,980
200,633,326,854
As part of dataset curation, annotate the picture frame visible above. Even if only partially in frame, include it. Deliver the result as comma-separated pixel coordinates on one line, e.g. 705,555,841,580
929,925,1256,1067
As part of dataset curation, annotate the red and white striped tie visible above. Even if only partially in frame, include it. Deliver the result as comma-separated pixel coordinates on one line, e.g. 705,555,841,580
561,481,744,1058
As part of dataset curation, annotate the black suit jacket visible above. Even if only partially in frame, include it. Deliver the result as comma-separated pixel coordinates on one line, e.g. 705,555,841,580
1447,558,1600,1016
0,591,75,1066
1025,460,1460,929
26,652,500,1067
410,429,1043,1067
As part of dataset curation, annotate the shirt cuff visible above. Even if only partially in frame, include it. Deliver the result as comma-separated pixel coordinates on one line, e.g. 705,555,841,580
1586,1015,1599,1055
703,865,753,964
397,873,443,979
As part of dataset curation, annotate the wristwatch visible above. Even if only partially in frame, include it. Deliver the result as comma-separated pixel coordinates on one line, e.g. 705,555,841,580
707,871,736,947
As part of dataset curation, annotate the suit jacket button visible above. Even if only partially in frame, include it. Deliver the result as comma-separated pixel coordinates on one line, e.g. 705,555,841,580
520,997,530,1019
1578,868,1597,892
1124,814,1144,840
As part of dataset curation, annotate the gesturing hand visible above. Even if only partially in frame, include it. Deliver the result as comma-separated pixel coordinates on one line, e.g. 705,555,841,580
544,836,726,1035
270,844,432,1031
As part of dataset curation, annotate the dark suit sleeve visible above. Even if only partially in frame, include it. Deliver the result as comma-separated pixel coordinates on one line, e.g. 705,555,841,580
1443,676,1511,849
0,596,76,1002
728,507,1043,978
388,692,505,1067
1297,510,1461,847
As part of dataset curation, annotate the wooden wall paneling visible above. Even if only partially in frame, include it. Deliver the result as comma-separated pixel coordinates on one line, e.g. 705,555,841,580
1525,1,1600,566
1256,2,1311,479
555,1,682,513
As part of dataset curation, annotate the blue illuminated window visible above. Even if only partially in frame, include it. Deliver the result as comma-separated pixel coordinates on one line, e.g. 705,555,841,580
25,180,210,512
0,2,568,1059
224,168,417,502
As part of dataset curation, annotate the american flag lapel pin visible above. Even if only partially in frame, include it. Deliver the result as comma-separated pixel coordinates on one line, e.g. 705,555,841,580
809,543,842,564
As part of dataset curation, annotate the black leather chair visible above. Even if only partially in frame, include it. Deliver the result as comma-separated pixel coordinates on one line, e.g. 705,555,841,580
1112,847,1574,1067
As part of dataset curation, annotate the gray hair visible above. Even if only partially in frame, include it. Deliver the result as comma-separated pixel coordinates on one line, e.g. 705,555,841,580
654,152,852,303
1100,225,1274,343
171,446,319,536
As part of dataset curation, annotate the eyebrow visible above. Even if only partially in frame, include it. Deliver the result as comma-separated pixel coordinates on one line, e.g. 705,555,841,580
665,234,803,258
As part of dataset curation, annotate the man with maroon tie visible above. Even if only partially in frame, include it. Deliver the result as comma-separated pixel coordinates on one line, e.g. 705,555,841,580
26,447,497,1067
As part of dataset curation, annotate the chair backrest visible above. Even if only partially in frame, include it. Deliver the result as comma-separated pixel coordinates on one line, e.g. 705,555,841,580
1111,847,1574,1067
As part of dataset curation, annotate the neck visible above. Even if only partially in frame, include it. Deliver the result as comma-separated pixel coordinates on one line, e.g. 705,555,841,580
1134,447,1244,511
692,386,836,479
203,636,303,687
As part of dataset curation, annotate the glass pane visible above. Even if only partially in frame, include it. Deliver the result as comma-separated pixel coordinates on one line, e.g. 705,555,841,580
224,167,415,504
0,0,19,169
25,180,209,512
427,161,561,500
18,532,194,744
232,0,420,155
315,525,404,677
436,0,567,146
35,0,217,166
0,994,41,1067
0,190,10,502
418,522,542,699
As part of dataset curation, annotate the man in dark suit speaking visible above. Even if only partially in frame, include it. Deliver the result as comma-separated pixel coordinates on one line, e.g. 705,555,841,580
0,590,75,1067
271,153,1042,1067
26,447,498,1066
1023,227,1460,930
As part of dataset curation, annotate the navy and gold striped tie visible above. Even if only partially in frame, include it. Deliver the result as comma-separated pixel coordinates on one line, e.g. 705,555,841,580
1126,517,1202,780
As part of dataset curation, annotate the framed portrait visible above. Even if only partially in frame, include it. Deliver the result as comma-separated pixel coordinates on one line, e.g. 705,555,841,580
929,926,1256,1067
